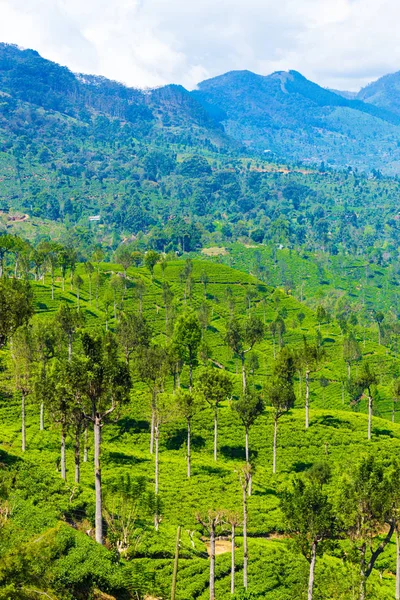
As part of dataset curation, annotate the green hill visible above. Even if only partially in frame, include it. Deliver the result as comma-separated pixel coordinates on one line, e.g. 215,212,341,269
1,258,400,599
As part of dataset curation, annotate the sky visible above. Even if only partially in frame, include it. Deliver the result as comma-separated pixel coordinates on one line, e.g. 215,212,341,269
0,0,399,91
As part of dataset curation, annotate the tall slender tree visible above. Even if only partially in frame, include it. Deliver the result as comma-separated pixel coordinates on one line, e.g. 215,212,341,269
197,366,233,461
225,314,264,391
270,347,296,474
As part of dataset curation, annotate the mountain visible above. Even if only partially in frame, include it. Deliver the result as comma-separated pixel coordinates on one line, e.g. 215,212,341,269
192,69,400,172
357,70,400,116
0,43,233,150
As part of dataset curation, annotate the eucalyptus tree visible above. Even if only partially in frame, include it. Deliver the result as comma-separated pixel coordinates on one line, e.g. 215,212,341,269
133,278,146,314
73,273,84,311
225,314,265,391
84,261,94,304
200,270,209,298
11,324,35,452
196,510,225,600
281,466,335,600
340,455,395,600
153,392,174,530
352,362,378,440
296,337,324,429
0,233,16,277
232,387,264,466
172,311,202,390
239,464,252,590
225,511,241,595
77,331,131,544
114,246,132,288
38,241,60,300
32,320,57,430
110,274,124,319
343,331,362,380
137,344,168,454
176,388,204,477
55,302,82,360
162,281,174,335
144,250,160,280
116,311,151,365
197,366,233,461
0,277,34,349
270,347,296,474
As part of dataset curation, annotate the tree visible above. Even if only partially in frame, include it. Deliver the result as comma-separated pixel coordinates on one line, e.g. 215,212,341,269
114,246,132,289
343,331,362,380
162,282,174,335
296,337,324,429
77,331,131,544
232,387,264,465
200,270,209,298
32,320,57,431
84,261,94,304
116,312,151,365
239,464,252,590
225,315,265,391
137,345,168,454
225,511,241,595
197,367,233,461
0,234,16,277
269,348,296,474
0,278,34,348
11,325,35,452
352,362,378,440
196,510,225,600
39,241,60,300
281,466,335,600
176,388,204,478
373,311,385,345
144,250,160,280
55,302,82,360
153,393,174,530
110,274,124,319
131,251,143,268
73,273,84,310
133,278,146,314
316,305,327,331
172,311,202,390
340,455,395,600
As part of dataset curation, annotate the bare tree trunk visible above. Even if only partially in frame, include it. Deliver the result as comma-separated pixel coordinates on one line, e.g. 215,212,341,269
347,362,351,380
273,416,278,474
214,409,218,462
396,527,400,600
241,357,247,391
360,544,366,600
243,484,248,589
171,526,181,600
61,426,66,480
21,391,26,452
231,523,235,595
75,428,81,484
210,524,215,600
187,417,191,478
154,422,159,531
368,395,372,440
305,370,310,429
40,402,44,431
84,426,88,462
94,416,103,544
245,426,249,463
51,278,54,301
150,394,156,454
308,541,317,600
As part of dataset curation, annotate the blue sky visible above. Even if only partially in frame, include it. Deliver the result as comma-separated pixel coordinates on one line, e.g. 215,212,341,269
0,0,399,91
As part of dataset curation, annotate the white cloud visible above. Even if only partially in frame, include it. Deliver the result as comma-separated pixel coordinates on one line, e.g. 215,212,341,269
0,0,399,91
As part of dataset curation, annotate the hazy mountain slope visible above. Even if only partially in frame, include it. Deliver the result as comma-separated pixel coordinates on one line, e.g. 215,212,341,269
357,70,400,117
193,69,400,172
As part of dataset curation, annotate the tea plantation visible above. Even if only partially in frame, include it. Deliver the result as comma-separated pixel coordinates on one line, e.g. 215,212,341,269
1,258,400,600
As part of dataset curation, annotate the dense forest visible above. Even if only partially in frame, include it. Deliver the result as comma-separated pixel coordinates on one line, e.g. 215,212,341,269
2,42,400,600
